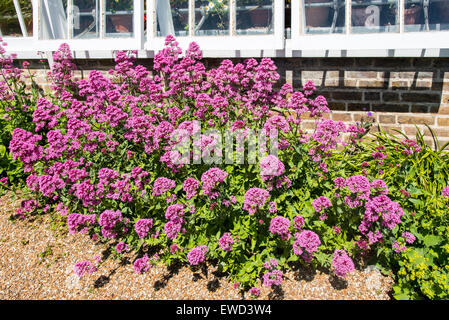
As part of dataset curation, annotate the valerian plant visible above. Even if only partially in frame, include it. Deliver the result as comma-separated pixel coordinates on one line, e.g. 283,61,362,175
0,36,447,299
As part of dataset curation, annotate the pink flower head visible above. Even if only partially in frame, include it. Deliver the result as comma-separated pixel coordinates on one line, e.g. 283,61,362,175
183,177,199,199
218,232,234,252
187,245,208,265
243,188,270,215
332,249,354,278
73,260,97,277
260,155,285,181
269,216,291,240
312,196,332,213
135,218,154,239
153,177,176,196
116,241,129,254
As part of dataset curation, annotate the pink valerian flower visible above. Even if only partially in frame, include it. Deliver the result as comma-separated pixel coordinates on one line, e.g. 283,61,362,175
183,177,199,199
371,179,388,195
0,176,8,186
116,241,129,254
243,188,270,215
263,115,291,134
249,287,260,298
9,128,43,172
400,189,411,198
402,232,416,244
133,254,151,274
294,230,321,254
332,250,355,278
332,226,341,234
33,98,61,132
98,209,123,239
187,245,208,265
164,204,185,240
392,241,406,253
134,219,154,239
269,216,291,240
303,80,316,96
263,269,283,288
312,196,332,213
67,213,96,234
442,186,449,197
200,167,228,197
73,260,97,277
152,177,176,196
169,243,180,254
260,155,285,182
218,232,234,252
362,195,404,235
333,177,346,189
268,201,277,213
293,215,305,231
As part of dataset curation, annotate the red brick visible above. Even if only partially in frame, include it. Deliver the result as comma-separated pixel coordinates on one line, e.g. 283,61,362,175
397,116,435,125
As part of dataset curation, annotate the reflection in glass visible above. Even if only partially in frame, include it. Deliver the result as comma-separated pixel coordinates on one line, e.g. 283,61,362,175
351,0,398,33
39,0,68,39
105,0,134,37
303,0,345,34
72,0,99,39
0,0,33,37
404,0,449,32
157,0,189,37
195,0,230,36
236,0,273,35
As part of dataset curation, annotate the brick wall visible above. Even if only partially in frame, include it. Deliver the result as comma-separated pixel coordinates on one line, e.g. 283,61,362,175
25,57,449,145
272,57,449,146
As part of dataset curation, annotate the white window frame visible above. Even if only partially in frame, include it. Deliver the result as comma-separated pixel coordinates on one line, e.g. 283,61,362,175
290,0,449,57
145,0,285,54
5,0,144,53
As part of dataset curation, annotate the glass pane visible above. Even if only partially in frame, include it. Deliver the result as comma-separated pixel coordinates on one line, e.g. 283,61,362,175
303,0,345,34
72,0,99,39
351,0,398,33
156,0,189,37
0,0,33,37
105,0,134,37
404,0,449,32
195,0,230,36
236,0,273,35
39,0,68,39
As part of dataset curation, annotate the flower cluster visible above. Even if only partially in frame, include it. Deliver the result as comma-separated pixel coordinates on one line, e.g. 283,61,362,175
332,250,355,278
187,245,208,266
243,188,270,215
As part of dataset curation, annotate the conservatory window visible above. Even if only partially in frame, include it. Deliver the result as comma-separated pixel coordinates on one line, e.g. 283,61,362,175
404,0,449,32
155,0,276,37
295,0,449,35
351,0,399,33
0,0,33,37
302,0,345,33
38,0,137,40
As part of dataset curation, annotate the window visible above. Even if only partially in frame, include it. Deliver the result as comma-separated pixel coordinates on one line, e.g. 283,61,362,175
291,0,449,56
147,0,284,52
2,0,448,58
0,0,33,37
34,0,143,51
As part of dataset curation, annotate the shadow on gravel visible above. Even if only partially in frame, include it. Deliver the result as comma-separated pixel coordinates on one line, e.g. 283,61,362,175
290,262,317,282
328,275,348,290
268,285,285,300
153,260,183,291
206,279,220,292
94,268,117,289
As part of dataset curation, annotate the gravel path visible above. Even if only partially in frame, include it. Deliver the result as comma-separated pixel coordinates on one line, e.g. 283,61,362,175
0,192,394,300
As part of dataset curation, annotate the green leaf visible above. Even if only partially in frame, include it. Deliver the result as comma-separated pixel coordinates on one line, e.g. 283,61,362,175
423,234,442,247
